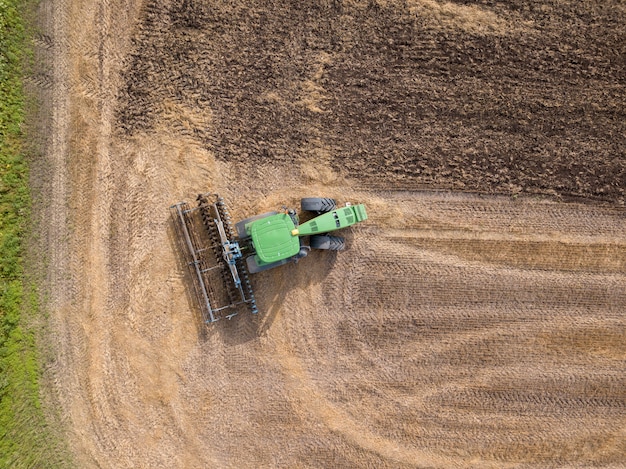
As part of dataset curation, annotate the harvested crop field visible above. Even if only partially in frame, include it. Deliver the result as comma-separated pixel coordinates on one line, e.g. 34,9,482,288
32,0,625,467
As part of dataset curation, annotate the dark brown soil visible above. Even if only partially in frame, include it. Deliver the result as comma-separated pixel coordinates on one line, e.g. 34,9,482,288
117,0,626,203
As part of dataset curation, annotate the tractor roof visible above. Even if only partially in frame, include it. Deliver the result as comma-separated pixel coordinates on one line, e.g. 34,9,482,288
250,213,300,263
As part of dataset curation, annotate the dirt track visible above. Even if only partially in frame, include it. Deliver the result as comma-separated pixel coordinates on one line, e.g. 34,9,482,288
33,0,625,467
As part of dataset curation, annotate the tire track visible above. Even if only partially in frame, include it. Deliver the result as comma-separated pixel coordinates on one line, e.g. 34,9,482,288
277,192,626,467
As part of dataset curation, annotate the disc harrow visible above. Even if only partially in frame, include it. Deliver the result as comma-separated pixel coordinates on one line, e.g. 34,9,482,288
170,193,258,324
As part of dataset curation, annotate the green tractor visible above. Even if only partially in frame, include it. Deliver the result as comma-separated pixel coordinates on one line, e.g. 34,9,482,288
170,194,367,322
236,197,368,273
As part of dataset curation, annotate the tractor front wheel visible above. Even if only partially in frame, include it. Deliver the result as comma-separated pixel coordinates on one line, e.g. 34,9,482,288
301,197,336,213
310,235,345,251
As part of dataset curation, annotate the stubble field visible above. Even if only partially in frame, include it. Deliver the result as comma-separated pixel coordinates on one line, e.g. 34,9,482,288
32,0,625,467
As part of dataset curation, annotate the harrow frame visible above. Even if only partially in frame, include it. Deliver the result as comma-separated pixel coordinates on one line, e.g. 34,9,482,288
170,193,258,323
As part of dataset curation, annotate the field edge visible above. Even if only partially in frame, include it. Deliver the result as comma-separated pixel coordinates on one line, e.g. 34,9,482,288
0,0,73,466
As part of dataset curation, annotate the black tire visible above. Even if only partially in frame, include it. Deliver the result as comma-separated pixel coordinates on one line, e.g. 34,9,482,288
246,255,291,274
310,235,345,251
301,197,336,213
295,245,310,260
235,211,278,239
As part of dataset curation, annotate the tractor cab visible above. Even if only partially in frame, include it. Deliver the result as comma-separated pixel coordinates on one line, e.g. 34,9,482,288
249,212,301,263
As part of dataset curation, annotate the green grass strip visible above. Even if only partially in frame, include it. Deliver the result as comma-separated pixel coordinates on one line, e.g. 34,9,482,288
0,1,69,467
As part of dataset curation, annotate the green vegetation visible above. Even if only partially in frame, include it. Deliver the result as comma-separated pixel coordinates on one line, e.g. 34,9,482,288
1,0,68,467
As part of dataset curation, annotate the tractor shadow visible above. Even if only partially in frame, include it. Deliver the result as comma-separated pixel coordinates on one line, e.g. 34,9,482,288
254,248,340,337
201,245,341,345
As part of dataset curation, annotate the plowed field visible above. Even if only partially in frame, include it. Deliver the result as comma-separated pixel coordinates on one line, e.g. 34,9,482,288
33,0,625,467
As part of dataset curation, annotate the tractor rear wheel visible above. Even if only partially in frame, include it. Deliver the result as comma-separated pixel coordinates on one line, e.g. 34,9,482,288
310,235,345,251
246,255,291,274
301,197,336,213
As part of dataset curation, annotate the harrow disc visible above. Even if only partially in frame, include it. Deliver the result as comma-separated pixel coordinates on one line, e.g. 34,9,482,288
171,194,260,323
